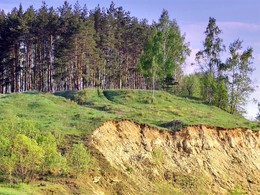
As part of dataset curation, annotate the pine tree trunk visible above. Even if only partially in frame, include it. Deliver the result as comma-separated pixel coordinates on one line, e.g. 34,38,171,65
152,75,155,103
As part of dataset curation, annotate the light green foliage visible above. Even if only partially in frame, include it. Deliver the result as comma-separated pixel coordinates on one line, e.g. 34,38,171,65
226,39,254,114
138,27,161,101
152,147,164,165
200,72,217,104
228,185,246,195
196,18,254,114
180,74,201,97
138,10,190,100
0,135,10,157
10,134,44,182
195,17,230,111
0,115,67,183
37,132,67,175
68,143,91,178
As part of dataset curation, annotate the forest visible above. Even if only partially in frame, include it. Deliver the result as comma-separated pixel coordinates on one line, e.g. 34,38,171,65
0,1,255,114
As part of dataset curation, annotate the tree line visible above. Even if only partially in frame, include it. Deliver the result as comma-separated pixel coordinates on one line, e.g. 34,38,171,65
0,1,151,93
194,18,254,114
0,1,255,114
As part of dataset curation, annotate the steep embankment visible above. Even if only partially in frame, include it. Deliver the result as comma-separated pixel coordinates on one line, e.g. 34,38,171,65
90,120,260,195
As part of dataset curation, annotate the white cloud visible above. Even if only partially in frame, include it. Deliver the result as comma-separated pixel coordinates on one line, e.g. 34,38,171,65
183,48,200,75
219,22,260,32
255,53,260,61
181,23,206,48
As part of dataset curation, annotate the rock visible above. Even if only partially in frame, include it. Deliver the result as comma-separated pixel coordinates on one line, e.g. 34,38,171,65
93,176,101,183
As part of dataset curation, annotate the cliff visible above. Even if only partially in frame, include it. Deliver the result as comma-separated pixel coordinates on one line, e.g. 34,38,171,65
89,120,260,194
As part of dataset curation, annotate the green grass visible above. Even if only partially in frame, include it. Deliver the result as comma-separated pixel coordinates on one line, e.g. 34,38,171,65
0,89,258,137
0,183,38,195
0,91,114,135
56,88,259,130
0,182,70,195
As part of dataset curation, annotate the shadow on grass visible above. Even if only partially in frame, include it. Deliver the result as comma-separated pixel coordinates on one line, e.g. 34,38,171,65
159,120,187,131
180,95,212,105
54,90,78,100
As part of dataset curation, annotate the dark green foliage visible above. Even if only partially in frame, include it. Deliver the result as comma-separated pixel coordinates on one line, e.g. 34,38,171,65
0,2,150,93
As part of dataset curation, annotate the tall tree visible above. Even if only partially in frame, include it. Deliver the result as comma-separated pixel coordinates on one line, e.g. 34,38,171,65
138,27,161,101
196,17,225,77
157,10,190,88
196,17,227,105
226,39,254,114
23,6,35,91
138,10,190,100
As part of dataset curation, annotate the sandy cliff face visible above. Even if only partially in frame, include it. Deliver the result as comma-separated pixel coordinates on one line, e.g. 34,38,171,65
90,120,260,194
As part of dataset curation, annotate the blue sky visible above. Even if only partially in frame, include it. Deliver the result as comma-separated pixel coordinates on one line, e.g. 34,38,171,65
1,0,260,119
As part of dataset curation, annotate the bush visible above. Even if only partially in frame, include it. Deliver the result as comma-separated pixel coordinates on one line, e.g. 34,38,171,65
0,119,67,183
67,143,91,178
38,132,67,176
10,134,44,183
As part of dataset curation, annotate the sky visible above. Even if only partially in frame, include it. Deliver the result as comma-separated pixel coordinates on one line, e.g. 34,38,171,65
1,0,260,119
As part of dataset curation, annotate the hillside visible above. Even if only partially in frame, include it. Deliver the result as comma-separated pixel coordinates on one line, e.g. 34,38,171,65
0,89,259,194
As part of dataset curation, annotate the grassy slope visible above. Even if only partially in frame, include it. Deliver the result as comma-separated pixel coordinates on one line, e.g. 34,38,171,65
56,88,258,130
0,89,257,137
0,89,258,194
0,92,113,135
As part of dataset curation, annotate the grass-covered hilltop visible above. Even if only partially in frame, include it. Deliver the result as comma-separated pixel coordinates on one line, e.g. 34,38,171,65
1,89,258,135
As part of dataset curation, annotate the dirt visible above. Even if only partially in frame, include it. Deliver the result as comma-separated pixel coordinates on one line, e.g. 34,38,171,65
88,120,260,195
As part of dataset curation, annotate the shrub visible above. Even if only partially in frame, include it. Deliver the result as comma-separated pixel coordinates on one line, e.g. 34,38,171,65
67,143,91,178
228,185,246,195
152,147,164,165
38,132,67,176
10,134,44,183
